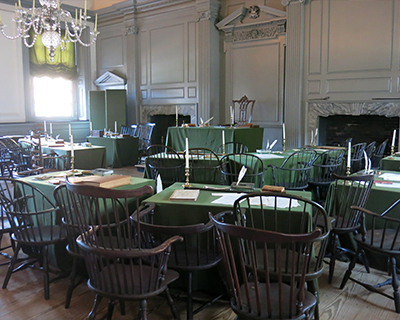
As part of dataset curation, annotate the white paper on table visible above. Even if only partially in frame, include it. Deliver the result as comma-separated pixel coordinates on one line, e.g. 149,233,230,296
211,193,246,205
375,182,400,189
156,174,163,193
249,196,300,208
379,173,400,181
256,154,284,159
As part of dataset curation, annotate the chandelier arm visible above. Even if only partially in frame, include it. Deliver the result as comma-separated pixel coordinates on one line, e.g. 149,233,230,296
76,34,98,47
0,27,24,40
23,33,38,48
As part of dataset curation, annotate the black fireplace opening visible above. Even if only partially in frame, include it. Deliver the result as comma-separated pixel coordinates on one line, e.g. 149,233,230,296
150,114,191,145
318,115,399,155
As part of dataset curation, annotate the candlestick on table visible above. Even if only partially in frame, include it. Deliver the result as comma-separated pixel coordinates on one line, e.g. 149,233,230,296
69,124,72,136
282,123,286,140
49,123,52,136
176,106,179,127
347,141,351,175
184,137,191,187
115,121,117,133
230,106,234,128
70,135,75,170
222,130,225,155
89,122,92,135
43,120,47,134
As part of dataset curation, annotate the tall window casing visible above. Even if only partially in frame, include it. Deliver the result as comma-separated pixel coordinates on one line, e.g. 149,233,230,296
29,30,79,121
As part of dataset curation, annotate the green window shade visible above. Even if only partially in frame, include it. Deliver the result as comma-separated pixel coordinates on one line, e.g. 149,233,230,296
29,31,78,80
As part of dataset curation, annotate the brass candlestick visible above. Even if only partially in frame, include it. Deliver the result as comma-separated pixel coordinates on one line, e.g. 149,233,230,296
230,114,234,129
183,167,191,188
283,139,286,152
176,113,178,127
390,145,395,159
70,155,75,171
346,166,351,176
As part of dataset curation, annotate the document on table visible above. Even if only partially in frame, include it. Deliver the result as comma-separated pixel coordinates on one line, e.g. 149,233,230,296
375,182,400,188
211,193,300,208
379,173,400,181
255,154,284,159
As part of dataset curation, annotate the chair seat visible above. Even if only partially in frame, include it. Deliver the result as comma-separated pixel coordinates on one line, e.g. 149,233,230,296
232,282,317,319
88,264,180,299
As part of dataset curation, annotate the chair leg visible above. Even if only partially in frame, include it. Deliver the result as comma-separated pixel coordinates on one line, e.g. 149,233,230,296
65,256,78,308
165,287,181,320
390,256,400,313
307,280,319,320
2,243,21,289
119,300,126,315
139,299,148,320
340,248,359,289
42,246,50,300
88,294,103,320
187,271,193,320
106,300,116,320
328,234,339,284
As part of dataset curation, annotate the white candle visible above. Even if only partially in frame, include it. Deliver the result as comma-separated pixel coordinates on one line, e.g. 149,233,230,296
282,123,286,140
115,121,117,133
222,130,225,146
84,0,87,16
69,124,72,136
185,138,189,169
43,120,46,133
50,123,52,135
392,129,397,147
230,106,234,124
311,130,314,145
347,141,351,168
70,135,74,157
94,13,97,32
89,121,92,133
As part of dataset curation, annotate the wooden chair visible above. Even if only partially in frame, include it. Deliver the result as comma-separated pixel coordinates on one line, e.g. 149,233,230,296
0,177,66,300
146,145,185,188
134,202,223,320
53,184,87,308
308,149,345,203
232,95,256,126
216,141,248,155
232,192,330,319
120,125,132,135
324,173,374,284
0,178,13,266
371,139,388,169
340,203,400,313
350,142,367,173
188,148,221,184
220,153,264,188
210,211,321,320
138,123,156,154
268,149,317,190
0,140,13,177
131,124,138,137
64,179,182,320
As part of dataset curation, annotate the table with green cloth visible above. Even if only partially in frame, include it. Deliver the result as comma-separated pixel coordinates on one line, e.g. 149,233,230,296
87,136,139,168
42,145,106,170
18,172,156,270
380,156,400,171
165,126,264,152
143,182,312,292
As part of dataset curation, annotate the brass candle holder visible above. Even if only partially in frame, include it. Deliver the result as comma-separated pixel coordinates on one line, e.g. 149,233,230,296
230,114,234,129
390,145,395,159
183,167,191,188
70,155,75,171
346,166,351,177
176,113,178,127
283,139,286,152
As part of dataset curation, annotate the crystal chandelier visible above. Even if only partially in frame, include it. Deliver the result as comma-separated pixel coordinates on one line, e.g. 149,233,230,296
0,0,99,62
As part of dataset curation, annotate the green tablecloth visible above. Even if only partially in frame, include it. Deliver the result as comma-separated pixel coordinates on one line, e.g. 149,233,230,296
143,182,312,292
87,136,139,168
19,173,156,270
42,145,106,170
166,126,264,152
380,156,400,171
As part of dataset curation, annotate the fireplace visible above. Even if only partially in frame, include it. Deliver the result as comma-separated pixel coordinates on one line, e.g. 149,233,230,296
140,104,197,145
308,100,400,151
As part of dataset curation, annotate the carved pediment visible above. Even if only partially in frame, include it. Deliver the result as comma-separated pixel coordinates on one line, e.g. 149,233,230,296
94,71,127,87
216,5,286,31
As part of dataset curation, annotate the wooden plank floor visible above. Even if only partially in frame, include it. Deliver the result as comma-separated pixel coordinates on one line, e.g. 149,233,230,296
0,167,398,319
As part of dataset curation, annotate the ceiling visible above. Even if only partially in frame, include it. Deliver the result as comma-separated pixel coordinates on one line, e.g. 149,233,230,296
63,0,128,11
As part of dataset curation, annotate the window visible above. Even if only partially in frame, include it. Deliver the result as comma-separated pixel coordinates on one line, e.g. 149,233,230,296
32,76,76,119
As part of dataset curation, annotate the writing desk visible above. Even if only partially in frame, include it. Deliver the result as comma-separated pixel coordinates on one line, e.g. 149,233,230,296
42,145,106,170
166,126,264,152
87,136,139,168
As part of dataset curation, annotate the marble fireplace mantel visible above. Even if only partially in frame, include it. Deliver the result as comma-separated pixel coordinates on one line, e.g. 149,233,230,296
140,104,198,124
307,100,400,131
